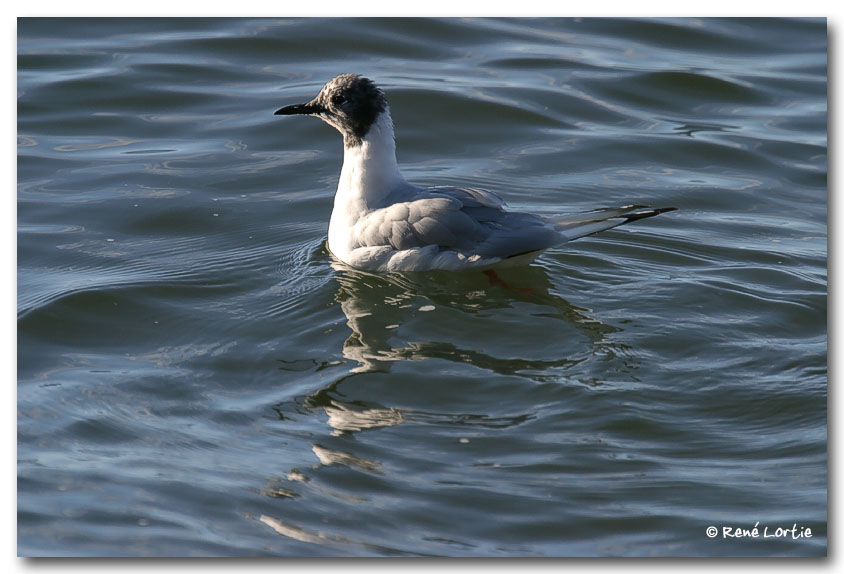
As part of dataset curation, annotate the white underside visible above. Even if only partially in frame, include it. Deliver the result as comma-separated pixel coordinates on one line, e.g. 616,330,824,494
327,242,543,273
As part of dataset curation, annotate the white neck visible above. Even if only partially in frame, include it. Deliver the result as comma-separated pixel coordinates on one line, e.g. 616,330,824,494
338,110,404,207
328,109,407,257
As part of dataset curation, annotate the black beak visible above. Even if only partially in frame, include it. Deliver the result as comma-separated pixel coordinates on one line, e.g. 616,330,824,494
274,101,324,116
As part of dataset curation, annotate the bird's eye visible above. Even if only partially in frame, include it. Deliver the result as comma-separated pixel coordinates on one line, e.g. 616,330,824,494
331,94,346,106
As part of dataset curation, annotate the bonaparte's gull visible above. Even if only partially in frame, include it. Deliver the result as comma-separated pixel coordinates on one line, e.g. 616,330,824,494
275,74,675,272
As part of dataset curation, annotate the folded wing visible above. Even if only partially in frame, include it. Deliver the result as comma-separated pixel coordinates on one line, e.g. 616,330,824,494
353,188,675,263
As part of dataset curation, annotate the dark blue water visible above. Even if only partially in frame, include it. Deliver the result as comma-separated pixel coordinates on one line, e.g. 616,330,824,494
18,17,826,557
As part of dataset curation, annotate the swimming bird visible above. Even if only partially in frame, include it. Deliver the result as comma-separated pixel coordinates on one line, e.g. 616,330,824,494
275,74,675,272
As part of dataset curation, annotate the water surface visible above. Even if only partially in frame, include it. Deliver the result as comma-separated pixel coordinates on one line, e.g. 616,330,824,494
18,17,827,557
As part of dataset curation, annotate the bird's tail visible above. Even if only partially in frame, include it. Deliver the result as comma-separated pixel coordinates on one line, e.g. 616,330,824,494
551,205,677,241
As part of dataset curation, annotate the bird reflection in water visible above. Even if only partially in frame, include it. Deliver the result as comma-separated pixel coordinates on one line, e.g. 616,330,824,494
297,260,626,438
261,262,629,548
297,261,623,453
328,260,618,375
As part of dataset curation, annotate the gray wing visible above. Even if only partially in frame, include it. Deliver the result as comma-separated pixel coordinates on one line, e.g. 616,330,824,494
353,195,486,251
430,187,563,257
354,186,563,259
427,185,506,209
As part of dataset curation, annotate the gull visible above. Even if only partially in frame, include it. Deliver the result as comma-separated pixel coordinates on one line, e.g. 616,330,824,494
275,74,675,272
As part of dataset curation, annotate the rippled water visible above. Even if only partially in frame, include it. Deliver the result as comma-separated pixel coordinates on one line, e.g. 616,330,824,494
18,17,827,557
